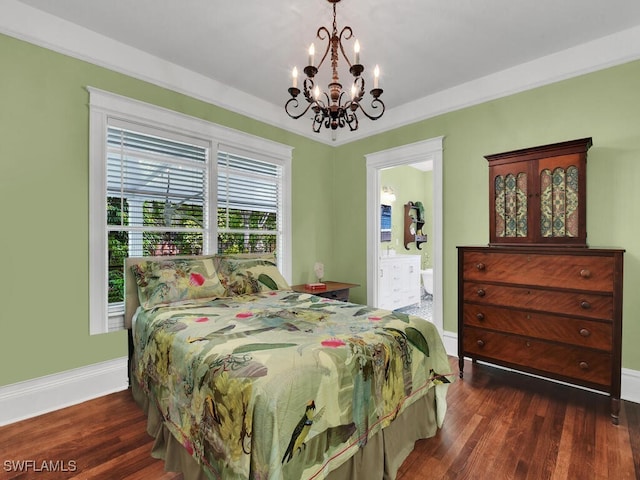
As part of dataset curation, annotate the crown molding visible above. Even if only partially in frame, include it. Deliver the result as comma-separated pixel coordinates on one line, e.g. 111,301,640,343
348,24,640,144
0,1,314,140
3,0,640,147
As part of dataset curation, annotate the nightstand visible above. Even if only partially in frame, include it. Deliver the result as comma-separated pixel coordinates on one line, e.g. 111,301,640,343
290,281,359,302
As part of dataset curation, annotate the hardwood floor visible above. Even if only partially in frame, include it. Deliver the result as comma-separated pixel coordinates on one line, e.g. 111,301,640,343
397,358,640,480
1,357,638,479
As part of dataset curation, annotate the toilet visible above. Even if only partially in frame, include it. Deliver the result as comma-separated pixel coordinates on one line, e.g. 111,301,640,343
421,268,433,295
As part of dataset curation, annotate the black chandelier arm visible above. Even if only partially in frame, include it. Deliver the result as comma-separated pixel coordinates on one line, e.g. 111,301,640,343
337,26,354,69
316,26,332,69
351,76,366,102
311,108,327,133
312,90,329,111
284,96,316,120
343,108,359,131
336,89,348,107
353,96,385,121
301,77,318,104
285,76,323,119
326,107,347,130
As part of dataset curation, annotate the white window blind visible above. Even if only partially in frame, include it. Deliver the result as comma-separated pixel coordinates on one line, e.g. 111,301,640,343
217,151,283,258
105,125,210,331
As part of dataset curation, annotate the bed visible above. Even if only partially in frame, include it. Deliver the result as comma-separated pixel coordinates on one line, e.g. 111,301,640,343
125,253,453,480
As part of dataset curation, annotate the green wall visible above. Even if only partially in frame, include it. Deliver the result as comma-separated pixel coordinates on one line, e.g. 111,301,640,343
0,33,334,386
333,59,640,372
2,32,640,387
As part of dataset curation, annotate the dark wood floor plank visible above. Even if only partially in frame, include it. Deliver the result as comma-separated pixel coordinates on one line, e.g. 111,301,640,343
398,358,638,480
626,399,640,478
0,356,637,479
528,396,565,480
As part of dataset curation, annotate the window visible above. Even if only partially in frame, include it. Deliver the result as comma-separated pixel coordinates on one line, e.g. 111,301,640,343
105,125,212,332
217,151,282,255
89,88,292,334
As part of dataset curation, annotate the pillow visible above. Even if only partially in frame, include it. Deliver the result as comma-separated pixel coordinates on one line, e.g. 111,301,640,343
214,252,290,296
131,257,225,309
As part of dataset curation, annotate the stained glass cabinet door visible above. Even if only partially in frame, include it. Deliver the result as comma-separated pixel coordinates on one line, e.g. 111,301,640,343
486,138,592,246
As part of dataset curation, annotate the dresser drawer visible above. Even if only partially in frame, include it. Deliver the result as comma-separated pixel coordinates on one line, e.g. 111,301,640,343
462,251,615,292
463,282,613,320
462,327,611,387
462,304,612,350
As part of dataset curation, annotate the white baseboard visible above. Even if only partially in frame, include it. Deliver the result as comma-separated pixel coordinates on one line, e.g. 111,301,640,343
1,333,638,427
0,357,129,426
442,330,458,357
442,330,640,405
621,367,640,405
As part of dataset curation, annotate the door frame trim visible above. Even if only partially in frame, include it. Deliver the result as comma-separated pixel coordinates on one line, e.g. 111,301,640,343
365,136,444,334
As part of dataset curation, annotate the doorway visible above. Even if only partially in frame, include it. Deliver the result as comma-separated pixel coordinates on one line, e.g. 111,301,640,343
365,137,444,334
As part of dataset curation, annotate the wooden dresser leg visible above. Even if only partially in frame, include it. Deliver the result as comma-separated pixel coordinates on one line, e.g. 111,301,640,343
611,397,620,425
458,357,464,378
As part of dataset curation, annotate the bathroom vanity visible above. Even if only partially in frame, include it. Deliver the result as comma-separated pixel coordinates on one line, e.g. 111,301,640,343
378,255,421,311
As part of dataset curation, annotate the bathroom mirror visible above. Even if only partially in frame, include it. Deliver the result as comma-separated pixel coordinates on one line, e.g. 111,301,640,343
380,204,392,242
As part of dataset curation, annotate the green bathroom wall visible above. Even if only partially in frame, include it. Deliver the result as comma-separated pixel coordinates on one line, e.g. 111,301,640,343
333,58,640,372
0,33,335,386
379,166,433,268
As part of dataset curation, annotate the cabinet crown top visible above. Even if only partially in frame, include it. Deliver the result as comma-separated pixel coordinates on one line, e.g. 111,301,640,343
485,137,592,163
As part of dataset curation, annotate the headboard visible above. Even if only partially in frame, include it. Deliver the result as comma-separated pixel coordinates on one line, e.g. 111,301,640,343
124,255,206,329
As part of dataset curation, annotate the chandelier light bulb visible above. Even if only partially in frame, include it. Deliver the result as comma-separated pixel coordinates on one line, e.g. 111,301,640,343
374,65,380,89
354,40,360,64
292,66,298,88
308,43,315,67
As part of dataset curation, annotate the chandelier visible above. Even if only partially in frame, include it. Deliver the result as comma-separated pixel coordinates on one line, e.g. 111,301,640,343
285,0,385,134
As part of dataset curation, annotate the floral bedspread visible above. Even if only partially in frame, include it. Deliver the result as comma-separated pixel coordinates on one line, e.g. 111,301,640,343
132,290,453,480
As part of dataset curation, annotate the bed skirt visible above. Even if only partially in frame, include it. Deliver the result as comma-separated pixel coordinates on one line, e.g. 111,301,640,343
132,379,438,480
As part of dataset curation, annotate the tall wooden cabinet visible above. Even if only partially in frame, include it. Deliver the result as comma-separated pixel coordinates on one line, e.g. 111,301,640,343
459,138,624,424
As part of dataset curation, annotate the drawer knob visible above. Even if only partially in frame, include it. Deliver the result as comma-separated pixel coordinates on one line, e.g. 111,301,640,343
476,263,486,271
476,313,485,321
477,289,486,297
580,269,592,278
579,361,589,370
580,301,591,310
579,328,591,337
476,340,485,348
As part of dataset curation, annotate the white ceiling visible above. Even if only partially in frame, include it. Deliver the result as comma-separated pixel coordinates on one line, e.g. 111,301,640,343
5,0,640,144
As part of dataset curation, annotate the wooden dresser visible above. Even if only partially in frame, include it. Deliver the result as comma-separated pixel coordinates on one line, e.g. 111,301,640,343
457,246,624,423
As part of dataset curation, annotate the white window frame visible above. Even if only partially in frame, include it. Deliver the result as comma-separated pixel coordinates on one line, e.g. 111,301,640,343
88,87,292,334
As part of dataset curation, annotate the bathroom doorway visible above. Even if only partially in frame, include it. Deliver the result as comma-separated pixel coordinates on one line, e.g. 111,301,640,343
365,137,443,334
